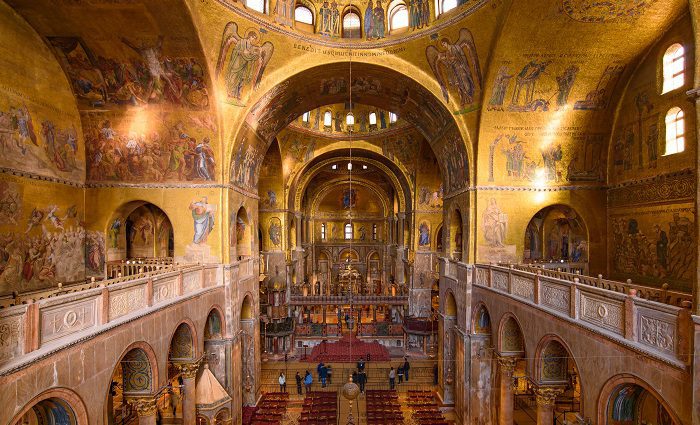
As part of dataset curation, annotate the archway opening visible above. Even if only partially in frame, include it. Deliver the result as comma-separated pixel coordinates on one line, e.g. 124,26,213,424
537,339,582,420
449,209,463,261
14,398,79,425
523,204,588,270
105,346,156,424
606,383,677,425
234,207,252,260
204,309,228,390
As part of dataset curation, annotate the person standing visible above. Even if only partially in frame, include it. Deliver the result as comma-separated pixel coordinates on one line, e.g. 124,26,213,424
296,372,303,395
357,357,365,372
326,364,333,384
358,370,366,394
397,365,404,384
388,367,395,389
403,357,411,381
320,363,328,388
433,363,438,385
304,371,313,393
279,372,286,392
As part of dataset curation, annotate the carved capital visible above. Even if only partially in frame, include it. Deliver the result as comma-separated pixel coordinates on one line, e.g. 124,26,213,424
535,386,565,407
176,361,200,379
127,396,158,417
497,356,517,376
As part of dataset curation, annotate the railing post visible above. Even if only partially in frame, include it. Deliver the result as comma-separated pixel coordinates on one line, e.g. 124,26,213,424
200,265,206,287
677,301,692,365
100,284,109,325
624,289,637,340
23,299,40,353
570,280,578,319
146,275,154,308
507,265,513,293
488,265,493,287
534,271,541,304
597,274,603,289
177,270,184,296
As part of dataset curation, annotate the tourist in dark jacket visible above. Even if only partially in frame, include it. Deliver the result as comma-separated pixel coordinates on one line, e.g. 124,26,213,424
357,358,365,372
320,364,328,387
296,372,302,394
358,370,367,393
403,357,410,381
389,367,396,389
397,365,404,384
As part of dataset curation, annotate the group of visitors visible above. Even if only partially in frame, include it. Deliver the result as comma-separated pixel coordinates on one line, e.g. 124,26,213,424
388,357,411,390
316,362,332,387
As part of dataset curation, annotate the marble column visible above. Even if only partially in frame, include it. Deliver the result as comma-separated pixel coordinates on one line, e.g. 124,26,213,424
128,396,158,425
497,356,517,425
295,213,303,248
398,213,405,247
177,362,200,425
535,386,565,425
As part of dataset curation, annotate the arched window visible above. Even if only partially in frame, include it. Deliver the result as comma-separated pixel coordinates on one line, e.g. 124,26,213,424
246,0,266,13
344,223,353,240
389,112,397,123
324,111,332,127
295,5,314,24
665,107,685,155
390,4,409,31
321,223,326,240
302,111,310,123
346,112,355,126
662,43,685,94
441,0,457,14
369,112,377,125
343,12,362,38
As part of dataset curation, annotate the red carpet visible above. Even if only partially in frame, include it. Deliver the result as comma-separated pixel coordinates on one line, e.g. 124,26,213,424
306,334,390,362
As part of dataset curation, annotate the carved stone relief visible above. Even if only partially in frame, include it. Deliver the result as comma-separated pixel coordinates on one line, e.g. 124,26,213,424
541,282,570,313
493,271,508,291
0,315,24,363
40,299,97,343
580,294,623,335
110,287,146,320
511,275,534,301
153,278,176,304
639,315,675,354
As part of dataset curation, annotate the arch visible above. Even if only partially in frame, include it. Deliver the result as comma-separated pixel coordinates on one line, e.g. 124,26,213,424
339,247,360,262
597,374,682,425
471,302,491,335
342,6,362,38
662,43,685,94
388,1,409,32
241,293,255,320
107,200,174,261
444,289,457,317
234,206,252,258
435,223,444,252
204,306,226,339
169,320,198,361
449,207,463,261
534,334,584,417
11,388,89,425
497,313,525,355
294,4,314,25
664,106,685,155
104,341,159,423
523,204,588,264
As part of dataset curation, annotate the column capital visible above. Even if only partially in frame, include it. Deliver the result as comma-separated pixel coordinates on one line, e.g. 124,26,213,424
535,386,565,407
176,361,200,379
497,355,517,373
127,396,158,417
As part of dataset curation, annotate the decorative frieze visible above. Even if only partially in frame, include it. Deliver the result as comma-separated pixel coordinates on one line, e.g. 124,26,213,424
580,294,623,335
476,268,488,286
639,315,675,354
40,299,96,344
541,283,570,313
608,169,695,207
183,273,200,293
511,275,534,301
153,278,176,305
0,315,24,362
109,287,146,320
493,271,508,291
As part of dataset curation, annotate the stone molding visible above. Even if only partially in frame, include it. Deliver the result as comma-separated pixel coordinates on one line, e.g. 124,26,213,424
176,361,201,379
496,356,517,377
127,396,158,417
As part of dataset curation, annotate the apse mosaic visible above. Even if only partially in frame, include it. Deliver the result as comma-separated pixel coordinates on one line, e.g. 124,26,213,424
49,37,210,109
609,204,695,292
426,28,482,113
216,22,275,107
83,110,217,183
0,178,104,297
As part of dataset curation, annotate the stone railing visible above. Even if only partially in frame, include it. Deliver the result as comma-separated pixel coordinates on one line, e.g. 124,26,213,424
0,263,222,373
289,295,409,305
509,264,692,308
106,257,174,278
520,261,588,275
237,256,255,279
473,264,693,367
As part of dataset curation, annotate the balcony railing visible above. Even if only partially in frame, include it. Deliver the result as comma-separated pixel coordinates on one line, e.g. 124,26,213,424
509,263,692,308
106,257,174,278
289,295,409,305
0,263,221,372
472,264,693,366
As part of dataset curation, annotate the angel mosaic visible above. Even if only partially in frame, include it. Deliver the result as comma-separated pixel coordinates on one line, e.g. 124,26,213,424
216,22,274,104
426,28,482,109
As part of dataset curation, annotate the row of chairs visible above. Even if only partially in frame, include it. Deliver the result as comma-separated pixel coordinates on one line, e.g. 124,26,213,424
299,391,337,425
366,390,404,425
250,392,290,425
406,390,453,425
